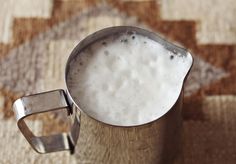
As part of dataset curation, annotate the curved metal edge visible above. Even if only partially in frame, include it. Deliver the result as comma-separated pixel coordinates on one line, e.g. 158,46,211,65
63,26,194,127
13,98,27,121
12,90,80,154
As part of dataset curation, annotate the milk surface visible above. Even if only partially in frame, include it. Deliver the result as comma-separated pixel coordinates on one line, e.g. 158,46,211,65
67,32,192,126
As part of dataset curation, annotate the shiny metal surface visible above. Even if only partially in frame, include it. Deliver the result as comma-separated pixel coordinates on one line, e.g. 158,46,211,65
13,90,80,153
12,26,193,156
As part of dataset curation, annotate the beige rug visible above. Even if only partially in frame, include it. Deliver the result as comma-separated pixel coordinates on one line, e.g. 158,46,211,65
0,0,236,163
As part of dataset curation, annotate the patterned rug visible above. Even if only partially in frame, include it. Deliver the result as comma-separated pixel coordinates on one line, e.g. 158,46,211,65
0,0,236,163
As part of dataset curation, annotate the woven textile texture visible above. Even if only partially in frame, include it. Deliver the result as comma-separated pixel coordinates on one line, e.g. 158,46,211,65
0,0,235,163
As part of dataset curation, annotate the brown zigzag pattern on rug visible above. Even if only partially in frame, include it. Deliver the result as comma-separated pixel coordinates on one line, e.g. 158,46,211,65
0,0,232,122
0,0,97,59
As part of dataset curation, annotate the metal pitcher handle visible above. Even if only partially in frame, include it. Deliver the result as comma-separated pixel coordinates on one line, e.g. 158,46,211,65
12,90,80,154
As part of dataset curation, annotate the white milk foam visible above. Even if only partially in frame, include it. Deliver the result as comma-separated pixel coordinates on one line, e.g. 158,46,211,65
67,33,192,126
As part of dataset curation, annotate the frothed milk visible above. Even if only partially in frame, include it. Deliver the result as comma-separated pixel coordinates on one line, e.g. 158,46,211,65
67,32,192,126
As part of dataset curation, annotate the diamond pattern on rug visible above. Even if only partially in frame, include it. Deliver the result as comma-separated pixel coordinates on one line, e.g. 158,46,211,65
160,0,236,44
0,4,226,97
0,1,235,163
0,0,53,43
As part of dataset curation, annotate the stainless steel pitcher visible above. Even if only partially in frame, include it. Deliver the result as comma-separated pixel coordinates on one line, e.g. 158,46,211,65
12,26,193,164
